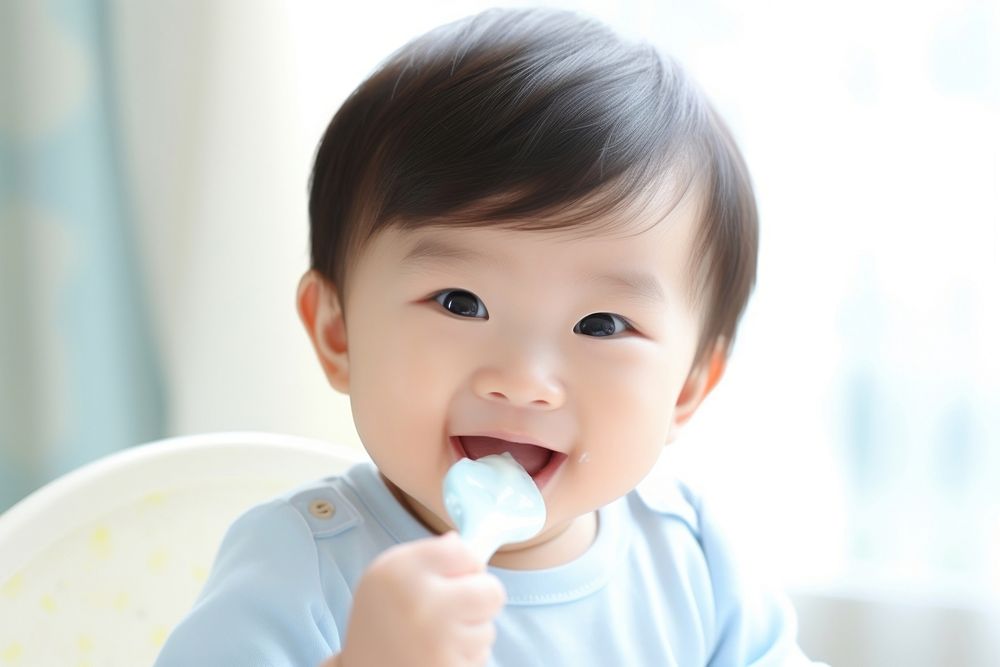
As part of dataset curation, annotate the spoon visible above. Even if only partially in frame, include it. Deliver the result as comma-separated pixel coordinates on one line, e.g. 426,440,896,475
442,452,547,563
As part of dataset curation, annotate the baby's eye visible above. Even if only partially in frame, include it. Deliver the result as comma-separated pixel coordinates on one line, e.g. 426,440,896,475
433,289,489,319
574,313,633,338
432,291,632,337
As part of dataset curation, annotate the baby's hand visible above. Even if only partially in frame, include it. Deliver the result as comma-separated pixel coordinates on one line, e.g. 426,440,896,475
326,531,506,667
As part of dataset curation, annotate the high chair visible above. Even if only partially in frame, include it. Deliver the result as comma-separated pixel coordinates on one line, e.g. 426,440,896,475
0,431,366,667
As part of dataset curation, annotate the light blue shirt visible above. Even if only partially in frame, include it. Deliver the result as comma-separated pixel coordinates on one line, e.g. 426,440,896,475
155,462,825,666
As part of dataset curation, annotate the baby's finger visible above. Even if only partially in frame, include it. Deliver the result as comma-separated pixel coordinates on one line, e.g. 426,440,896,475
453,621,498,663
440,572,507,622
464,644,492,667
411,531,485,577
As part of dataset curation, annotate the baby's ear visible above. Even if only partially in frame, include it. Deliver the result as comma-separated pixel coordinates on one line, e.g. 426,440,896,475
296,270,350,394
665,338,727,444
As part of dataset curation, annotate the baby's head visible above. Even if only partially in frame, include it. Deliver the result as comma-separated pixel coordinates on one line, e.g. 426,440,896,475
297,7,757,560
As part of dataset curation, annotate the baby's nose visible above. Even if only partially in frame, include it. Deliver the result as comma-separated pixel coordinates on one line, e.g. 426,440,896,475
470,364,565,409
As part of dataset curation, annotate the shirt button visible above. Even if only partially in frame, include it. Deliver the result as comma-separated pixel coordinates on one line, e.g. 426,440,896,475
309,499,336,519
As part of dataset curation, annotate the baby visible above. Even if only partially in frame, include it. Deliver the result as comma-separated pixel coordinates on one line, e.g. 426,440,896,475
157,7,825,666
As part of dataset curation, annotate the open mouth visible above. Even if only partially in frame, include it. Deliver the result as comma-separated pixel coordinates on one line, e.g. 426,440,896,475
450,435,567,489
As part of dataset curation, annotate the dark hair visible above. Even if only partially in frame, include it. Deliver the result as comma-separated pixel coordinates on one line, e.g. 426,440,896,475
308,6,757,369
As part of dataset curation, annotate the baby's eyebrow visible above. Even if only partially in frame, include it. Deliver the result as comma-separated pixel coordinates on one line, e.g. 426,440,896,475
592,269,667,307
400,236,667,307
400,237,498,269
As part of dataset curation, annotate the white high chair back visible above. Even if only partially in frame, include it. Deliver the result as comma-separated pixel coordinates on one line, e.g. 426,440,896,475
0,431,367,667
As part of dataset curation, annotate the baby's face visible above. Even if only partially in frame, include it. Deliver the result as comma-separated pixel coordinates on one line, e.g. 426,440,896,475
330,186,712,563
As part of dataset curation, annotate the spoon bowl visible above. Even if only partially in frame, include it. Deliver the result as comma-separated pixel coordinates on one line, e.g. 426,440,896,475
442,452,547,563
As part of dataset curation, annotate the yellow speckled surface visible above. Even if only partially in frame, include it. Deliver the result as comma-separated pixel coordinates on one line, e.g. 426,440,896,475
0,480,297,666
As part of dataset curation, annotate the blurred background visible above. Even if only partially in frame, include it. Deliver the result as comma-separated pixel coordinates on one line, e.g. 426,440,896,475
1,0,997,664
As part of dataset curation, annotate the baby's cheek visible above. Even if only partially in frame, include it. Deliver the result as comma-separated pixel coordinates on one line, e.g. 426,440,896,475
396,314,476,384
580,375,673,484
605,363,674,435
